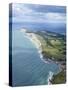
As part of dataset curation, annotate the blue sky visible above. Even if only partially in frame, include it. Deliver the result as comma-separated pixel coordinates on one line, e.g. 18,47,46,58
11,3,66,24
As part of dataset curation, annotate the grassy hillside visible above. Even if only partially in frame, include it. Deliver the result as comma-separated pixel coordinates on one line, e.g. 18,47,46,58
35,30,66,62
34,30,66,84
51,71,66,84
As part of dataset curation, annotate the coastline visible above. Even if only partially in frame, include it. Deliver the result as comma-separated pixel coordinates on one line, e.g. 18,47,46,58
24,30,49,64
25,31,53,84
20,29,66,85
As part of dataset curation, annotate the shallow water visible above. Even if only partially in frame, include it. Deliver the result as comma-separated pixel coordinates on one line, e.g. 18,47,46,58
12,30,59,86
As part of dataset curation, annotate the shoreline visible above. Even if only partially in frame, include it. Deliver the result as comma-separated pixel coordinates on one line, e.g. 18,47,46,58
20,29,65,85
25,32,53,84
25,31,50,64
47,71,54,85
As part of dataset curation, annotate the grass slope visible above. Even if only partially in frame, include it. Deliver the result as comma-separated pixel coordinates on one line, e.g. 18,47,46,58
34,30,66,84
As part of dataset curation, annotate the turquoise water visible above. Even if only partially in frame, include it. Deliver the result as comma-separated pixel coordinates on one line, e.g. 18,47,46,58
12,30,59,86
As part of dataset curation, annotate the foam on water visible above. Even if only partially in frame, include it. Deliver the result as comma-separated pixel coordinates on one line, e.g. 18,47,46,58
47,71,54,85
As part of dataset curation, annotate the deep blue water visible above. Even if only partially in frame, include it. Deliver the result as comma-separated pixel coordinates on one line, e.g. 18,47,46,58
12,30,59,86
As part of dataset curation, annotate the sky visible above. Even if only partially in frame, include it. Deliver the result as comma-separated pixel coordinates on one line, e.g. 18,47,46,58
10,3,66,24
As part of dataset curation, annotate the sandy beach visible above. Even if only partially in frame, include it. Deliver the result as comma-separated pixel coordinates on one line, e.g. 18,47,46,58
22,29,49,63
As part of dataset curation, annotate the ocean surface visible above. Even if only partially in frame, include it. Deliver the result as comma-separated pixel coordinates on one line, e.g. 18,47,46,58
12,26,60,86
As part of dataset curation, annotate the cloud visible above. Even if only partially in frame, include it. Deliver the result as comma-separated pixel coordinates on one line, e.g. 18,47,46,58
42,13,66,23
44,13,65,20
12,3,66,24
12,3,33,16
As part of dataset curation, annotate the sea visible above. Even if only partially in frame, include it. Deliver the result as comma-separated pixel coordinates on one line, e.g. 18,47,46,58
11,22,66,86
